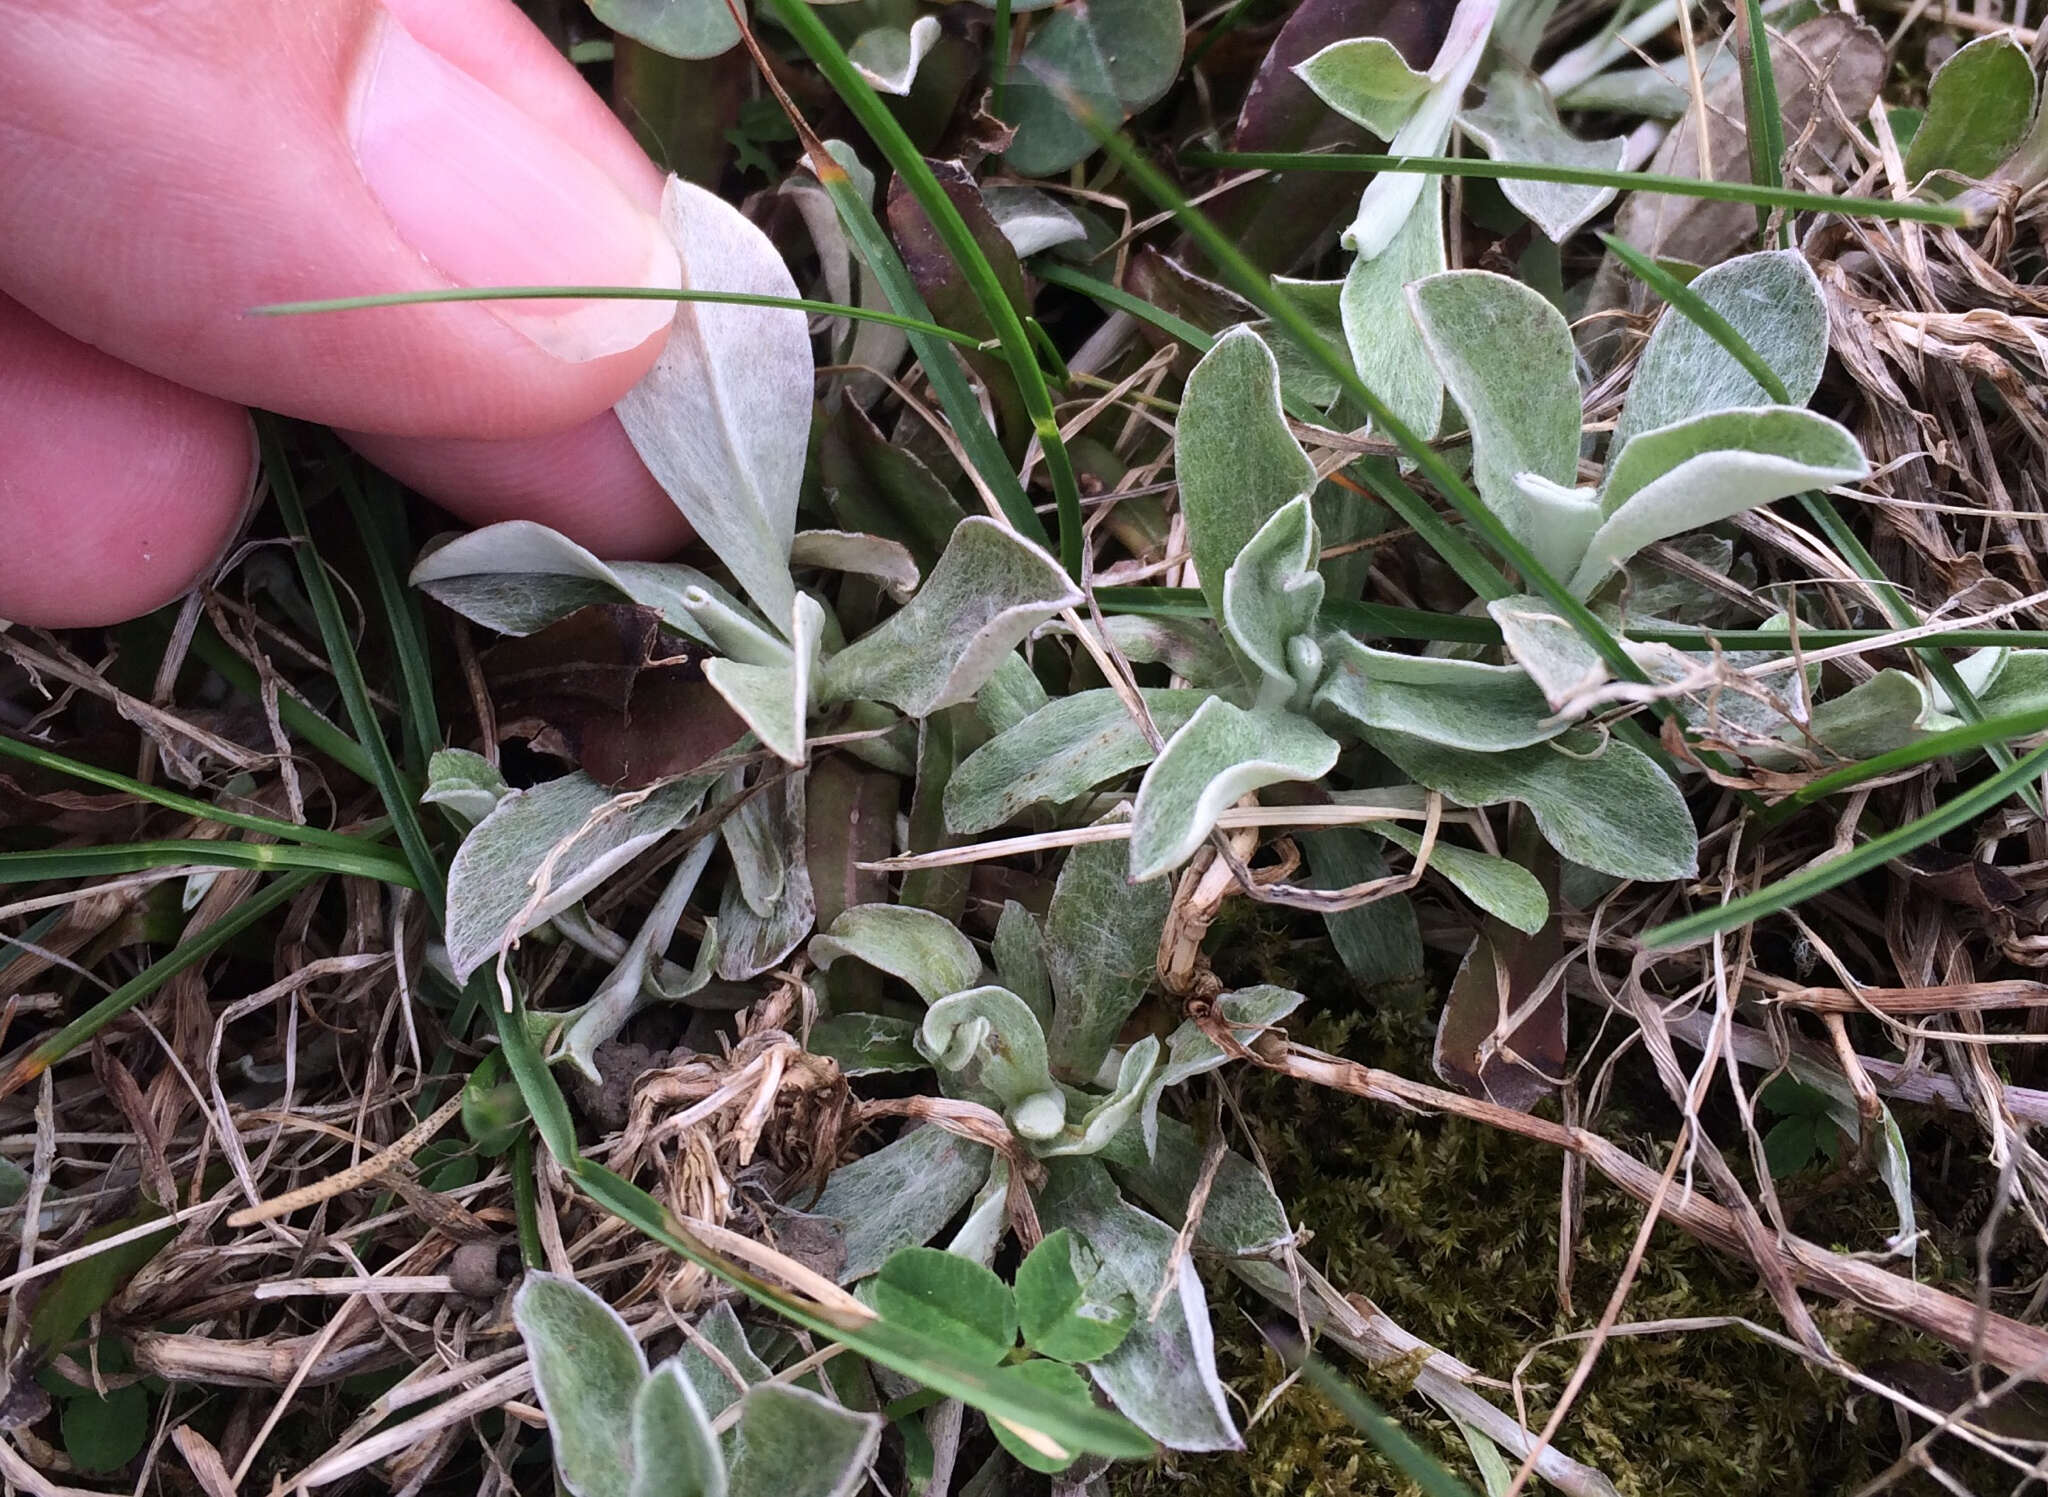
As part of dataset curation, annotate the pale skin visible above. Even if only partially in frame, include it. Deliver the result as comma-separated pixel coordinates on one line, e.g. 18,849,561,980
0,0,699,629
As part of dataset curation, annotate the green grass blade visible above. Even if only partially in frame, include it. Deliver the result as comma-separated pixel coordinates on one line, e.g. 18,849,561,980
0,869,322,1100
1183,151,1967,227
257,285,991,350
333,455,440,774
811,157,1051,548
1644,737,2048,949
990,0,1014,115
1734,0,1790,245
0,840,416,887
261,416,448,921
0,733,385,854
1036,262,1214,352
761,0,1089,576
1271,1333,1479,1497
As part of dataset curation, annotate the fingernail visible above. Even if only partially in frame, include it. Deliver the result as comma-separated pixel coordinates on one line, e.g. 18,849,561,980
349,11,680,363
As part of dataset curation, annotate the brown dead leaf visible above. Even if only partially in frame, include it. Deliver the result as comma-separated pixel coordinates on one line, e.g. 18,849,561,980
483,604,745,789
1434,855,1565,1111
1614,13,1886,267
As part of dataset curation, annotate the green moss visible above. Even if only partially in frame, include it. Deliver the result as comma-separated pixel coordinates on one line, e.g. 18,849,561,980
1114,911,2007,1496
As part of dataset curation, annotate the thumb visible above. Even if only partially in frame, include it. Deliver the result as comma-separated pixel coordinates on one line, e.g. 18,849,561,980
0,0,681,441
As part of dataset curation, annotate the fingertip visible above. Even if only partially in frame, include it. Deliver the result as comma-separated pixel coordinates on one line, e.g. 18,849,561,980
0,298,256,629
339,411,692,560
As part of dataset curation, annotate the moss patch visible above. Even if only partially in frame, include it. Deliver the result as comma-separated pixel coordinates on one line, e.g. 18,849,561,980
1113,916,2009,1496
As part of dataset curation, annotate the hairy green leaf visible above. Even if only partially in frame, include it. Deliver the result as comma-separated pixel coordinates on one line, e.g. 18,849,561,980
1222,496,1325,707
1340,178,1447,441
617,177,814,633
1313,632,1567,751
945,687,1207,835
1406,269,1584,576
630,1363,726,1497
818,519,1081,717
1045,812,1171,1079
728,1383,883,1497
1039,1159,1241,1452
812,1125,994,1281
1176,327,1317,624
922,985,1067,1138
1573,408,1868,596
1368,730,1698,882
1370,824,1548,934
515,1272,647,1497
1130,699,1339,882
1460,70,1626,241
445,772,712,983
1611,248,1829,456
808,903,983,1004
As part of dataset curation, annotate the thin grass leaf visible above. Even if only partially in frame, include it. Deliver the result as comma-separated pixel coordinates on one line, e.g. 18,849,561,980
1734,0,1790,245
0,869,321,1101
1645,738,2048,949
333,456,440,772
257,285,989,350
1271,1334,1479,1497
760,0,1087,575
261,416,447,921
0,841,416,887
1182,150,1968,226
809,156,1048,549
0,734,384,854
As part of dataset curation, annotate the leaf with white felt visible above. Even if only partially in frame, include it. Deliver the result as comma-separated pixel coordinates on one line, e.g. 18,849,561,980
1128,699,1339,882
984,186,1090,258
1313,632,1568,750
809,903,984,1004
921,985,1068,1140
1039,1160,1241,1452
849,16,941,95
1406,269,1584,577
1175,327,1316,623
945,688,1209,836
1572,408,1868,597
1293,36,1433,138
616,177,814,633
1610,248,1830,456
1460,70,1627,242
1340,177,1447,441
1037,1038,1161,1157
1370,728,1698,883
1368,823,1549,934
445,772,713,983
1221,496,1325,708
816,518,1080,717
1338,0,1499,259
514,1272,646,1497
703,593,825,764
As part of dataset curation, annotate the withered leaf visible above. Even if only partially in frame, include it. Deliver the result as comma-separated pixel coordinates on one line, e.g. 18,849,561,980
483,604,745,789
